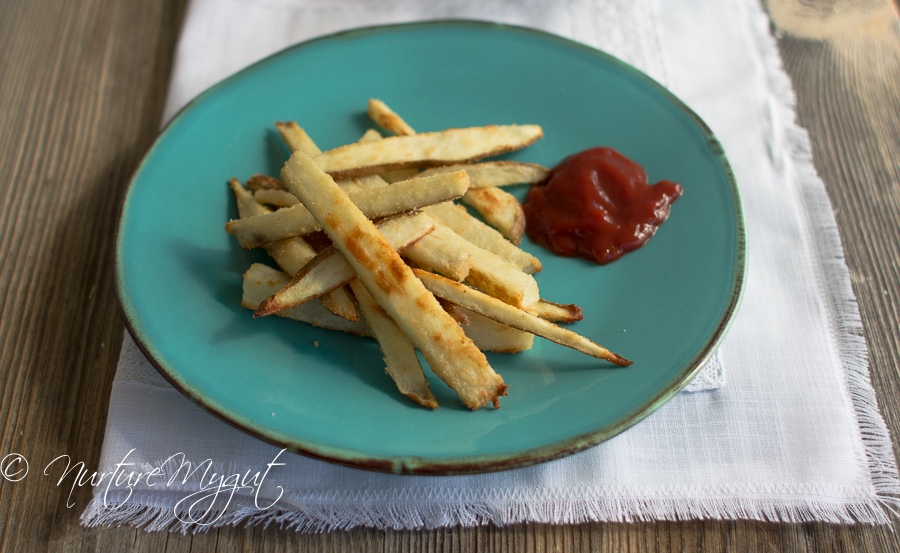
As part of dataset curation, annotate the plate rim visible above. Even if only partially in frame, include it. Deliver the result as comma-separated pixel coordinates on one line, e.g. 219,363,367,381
115,19,747,475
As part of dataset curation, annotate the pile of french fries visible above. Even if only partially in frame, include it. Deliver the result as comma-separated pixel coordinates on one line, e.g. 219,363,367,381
226,99,631,411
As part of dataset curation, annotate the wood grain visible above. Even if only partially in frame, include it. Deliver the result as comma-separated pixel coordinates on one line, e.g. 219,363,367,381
0,0,898,551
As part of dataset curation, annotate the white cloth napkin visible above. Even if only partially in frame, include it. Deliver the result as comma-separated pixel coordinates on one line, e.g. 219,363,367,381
82,0,900,532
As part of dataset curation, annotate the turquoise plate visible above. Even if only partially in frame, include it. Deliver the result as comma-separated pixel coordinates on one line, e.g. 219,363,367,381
116,21,746,475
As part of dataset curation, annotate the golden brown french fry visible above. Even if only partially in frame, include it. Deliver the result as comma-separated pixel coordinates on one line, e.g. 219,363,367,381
459,308,535,353
230,179,315,268
462,186,526,244
350,130,396,190
424,201,541,274
251,175,382,204
418,161,549,189
253,188,299,208
360,106,421,182
401,222,475,282
275,121,320,156
460,240,541,309
365,104,547,191
313,124,543,180
230,178,360,321
349,280,438,409
242,264,371,336
367,98,417,136
365,104,546,185
277,122,386,192
413,268,631,366
280,150,507,410
255,211,434,317
274,124,438,409
225,170,470,249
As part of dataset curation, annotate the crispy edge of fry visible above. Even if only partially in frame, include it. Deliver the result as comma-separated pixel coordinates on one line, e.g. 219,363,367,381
526,299,584,324
424,201,541,274
255,211,435,317
242,263,371,336
349,280,438,409
281,150,506,410
367,98,416,136
437,298,470,326
313,124,544,180
462,186,526,244
413,268,632,366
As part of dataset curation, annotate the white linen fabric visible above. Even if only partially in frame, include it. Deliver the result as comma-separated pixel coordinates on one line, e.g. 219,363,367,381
82,0,900,532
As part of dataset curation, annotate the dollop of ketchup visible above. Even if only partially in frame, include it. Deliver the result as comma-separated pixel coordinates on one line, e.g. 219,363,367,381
523,147,683,265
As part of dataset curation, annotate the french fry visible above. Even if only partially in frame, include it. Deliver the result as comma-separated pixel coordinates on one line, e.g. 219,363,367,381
418,161,549,189
359,123,418,182
460,240,541,309
275,121,320,157
241,264,371,336
365,103,535,245
413,269,631,366
277,122,387,192
462,186,526,244
424,201,541,274
253,188,298,208
277,123,397,192
225,170,470,249
255,211,434,317
350,130,396,190
459,308,535,353
365,103,534,245
367,98,416,137
271,122,441,409
313,124,544,180
349,280,438,409
395,202,541,307
401,222,475,282
403,217,542,306
364,104,532,247
527,299,584,324
248,174,384,204
230,178,360,321
280,149,507,410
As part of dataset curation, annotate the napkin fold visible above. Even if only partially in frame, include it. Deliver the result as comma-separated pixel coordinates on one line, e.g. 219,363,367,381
83,0,900,532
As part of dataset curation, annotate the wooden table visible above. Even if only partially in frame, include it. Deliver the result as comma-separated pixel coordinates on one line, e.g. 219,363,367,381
1,0,898,550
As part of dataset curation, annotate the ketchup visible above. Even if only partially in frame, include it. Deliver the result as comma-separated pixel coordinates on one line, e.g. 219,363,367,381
523,147,682,265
